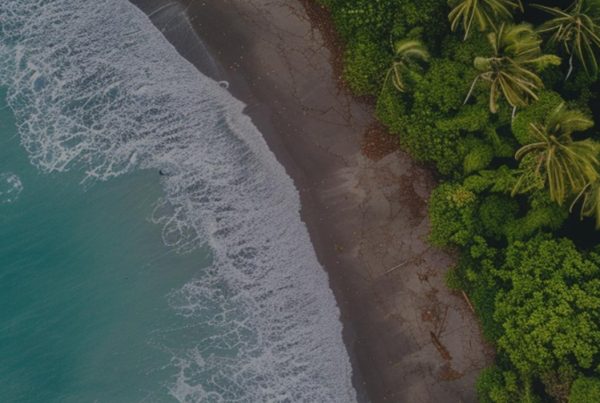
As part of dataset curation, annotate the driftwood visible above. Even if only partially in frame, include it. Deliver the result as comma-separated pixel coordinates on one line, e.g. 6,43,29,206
430,331,452,361
461,290,475,313
384,260,409,275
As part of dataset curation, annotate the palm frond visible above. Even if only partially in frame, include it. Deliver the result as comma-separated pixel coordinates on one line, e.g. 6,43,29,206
534,0,600,76
448,0,523,40
466,24,560,112
513,103,599,204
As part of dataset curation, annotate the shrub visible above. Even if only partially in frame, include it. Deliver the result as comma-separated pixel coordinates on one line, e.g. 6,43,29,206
442,32,492,65
495,236,600,376
463,139,495,174
383,59,495,176
413,59,475,113
459,236,503,340
511,91,565,145
343,32,390,96
478,195,519,239
328,0,397,41
376,82,408,133
505,192,568,241
569,377,600,403
429,183,478,247
463,166,518,194
390,0,449,50
476,366,525,403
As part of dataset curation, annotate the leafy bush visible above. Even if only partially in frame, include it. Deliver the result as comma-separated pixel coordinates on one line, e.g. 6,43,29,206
511,91,564,145
442,32,492,65
380,58,496,175
413,58,474,113
463,166,518,194
569,377,600,403
343,32,390,95
463,139,495,174
476,366,533,403
390,0,449,50
326,0,398,41
505,192,568,241
459,236,503,340
495,236,600,376
478,195,519,239
429,183,479,247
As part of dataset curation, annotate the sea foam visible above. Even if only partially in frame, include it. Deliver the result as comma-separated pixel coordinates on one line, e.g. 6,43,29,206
0,0,356,401
0,172,22,203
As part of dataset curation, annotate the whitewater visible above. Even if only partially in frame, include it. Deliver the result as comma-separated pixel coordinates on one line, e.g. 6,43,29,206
0,0,356,401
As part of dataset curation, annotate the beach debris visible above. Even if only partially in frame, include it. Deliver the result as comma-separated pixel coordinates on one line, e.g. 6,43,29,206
461,290,476,313
430,331,452,361
384,260,409,275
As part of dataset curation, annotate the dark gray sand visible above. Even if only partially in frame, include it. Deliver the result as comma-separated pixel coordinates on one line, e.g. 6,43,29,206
130,1,493,401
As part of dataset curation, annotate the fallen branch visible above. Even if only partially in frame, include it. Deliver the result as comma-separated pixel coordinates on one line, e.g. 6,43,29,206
430,331,452,361
461,290,475,313
384,260,409,275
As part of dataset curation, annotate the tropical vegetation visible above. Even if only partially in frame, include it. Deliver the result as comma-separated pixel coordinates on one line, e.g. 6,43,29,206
316,0,600,401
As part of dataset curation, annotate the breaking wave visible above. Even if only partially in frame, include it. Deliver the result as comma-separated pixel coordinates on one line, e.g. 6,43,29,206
0,0,356,401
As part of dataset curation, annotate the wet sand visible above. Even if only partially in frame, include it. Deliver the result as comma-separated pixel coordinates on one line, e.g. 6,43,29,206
130,0,493,401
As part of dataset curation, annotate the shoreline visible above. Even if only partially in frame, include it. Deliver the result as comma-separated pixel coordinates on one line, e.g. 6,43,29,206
131,0,493,401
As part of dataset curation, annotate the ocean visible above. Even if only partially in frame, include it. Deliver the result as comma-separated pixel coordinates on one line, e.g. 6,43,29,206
0,0,356,401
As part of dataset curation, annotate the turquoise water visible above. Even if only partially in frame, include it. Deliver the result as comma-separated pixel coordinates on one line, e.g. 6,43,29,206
0,91,212,401
0,0,356,401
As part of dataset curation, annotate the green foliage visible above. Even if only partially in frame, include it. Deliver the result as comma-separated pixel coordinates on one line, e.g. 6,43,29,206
414,59,475,113
460,236,504,340
479,195,519,239
343,32,391,95
468,24,561,112
464,166,518,193
535,0,600,77
476,366,533,403
495,236,600,375
380,58,497,175
512,91,564,145
504,195,568,241
445,266,464,290
442,32,493,65
390,0,450,49
463,139,495,174
386,39,430,93
429,183,478,247
513,103,598,205
569,376,600,403
323,0,600,399
573,179,600,228
376,83,408,133
327,0,398,41
448,0,522,40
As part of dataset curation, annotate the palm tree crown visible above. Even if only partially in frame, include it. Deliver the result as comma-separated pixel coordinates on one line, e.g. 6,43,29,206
448,0,523,40
535,0,600,78
466,24,561,113
385,39,430,93
513,103,599,205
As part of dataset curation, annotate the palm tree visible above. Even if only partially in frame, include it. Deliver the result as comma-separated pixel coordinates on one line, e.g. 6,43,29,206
570,179,600,227
448,0,523,40
465,24,561,113
512,103,599,205
384,39,430,93
534,0,600,78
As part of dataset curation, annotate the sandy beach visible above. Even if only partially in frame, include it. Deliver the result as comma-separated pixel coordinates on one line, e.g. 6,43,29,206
130,0,493,401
